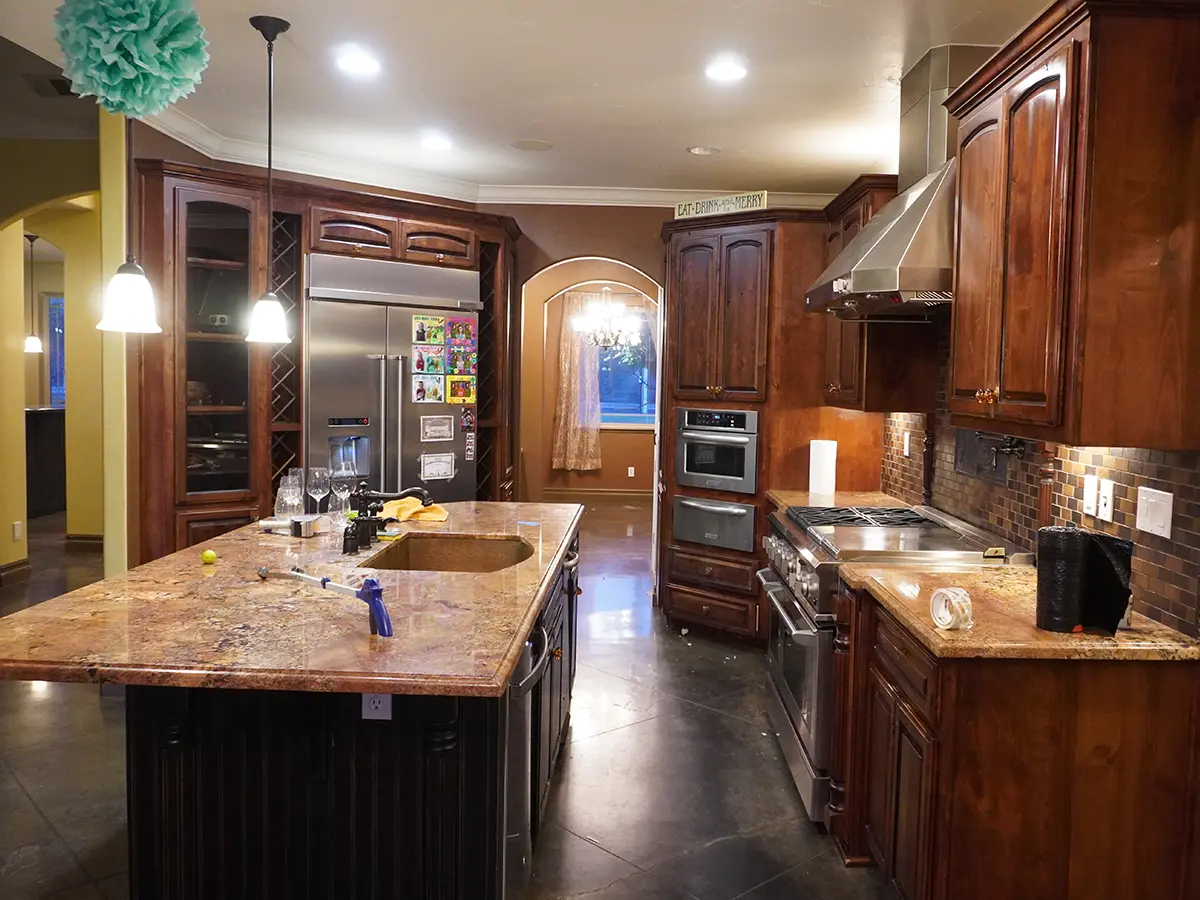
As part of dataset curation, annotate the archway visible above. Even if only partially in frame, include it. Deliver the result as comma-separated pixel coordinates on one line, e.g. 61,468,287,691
520,258,664,506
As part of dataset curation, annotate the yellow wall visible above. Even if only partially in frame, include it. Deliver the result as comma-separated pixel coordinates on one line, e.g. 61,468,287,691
23,261,65,407
0,221,29,566
0,140,99,230
25,208,105,538
98,112,129,575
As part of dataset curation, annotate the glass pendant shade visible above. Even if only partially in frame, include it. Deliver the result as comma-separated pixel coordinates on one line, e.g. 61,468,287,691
245,292,290,343
24,334,43,354
97,260,162,333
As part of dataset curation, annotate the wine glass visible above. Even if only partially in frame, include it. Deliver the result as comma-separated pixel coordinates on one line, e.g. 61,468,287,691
331,460,356,525
307,466,330,514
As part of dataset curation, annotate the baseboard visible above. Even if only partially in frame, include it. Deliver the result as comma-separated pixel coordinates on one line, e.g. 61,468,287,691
0,559,32,586
65,534,104,552
543,488,653,503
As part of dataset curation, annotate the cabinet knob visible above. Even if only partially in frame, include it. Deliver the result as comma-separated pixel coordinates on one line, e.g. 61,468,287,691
701,604,711,614
703,565,713,576
988,387,999,405
552,647,563,660
436,253,445,262
974,389,985,403
714,386,723,396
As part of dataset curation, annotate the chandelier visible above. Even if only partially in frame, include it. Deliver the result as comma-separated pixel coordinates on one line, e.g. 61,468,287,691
572,287,643,350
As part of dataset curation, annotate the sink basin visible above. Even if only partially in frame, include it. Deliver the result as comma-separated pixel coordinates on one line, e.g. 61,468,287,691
361,533,534,573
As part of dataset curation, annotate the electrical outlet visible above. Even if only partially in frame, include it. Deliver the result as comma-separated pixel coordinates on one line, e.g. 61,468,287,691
11,521,22,541
1136,486,1173,538
627,466,635,477
903,432,911,458
361,693,392,721
1097,478,1115,523
1082,474,1099,516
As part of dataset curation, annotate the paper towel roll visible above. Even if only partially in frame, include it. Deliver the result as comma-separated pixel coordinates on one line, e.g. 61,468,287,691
809,440,837,495
930,587,974,630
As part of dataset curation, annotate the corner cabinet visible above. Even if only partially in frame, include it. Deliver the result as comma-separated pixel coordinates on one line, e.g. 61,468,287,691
946,1,1200,449
668,227,770,403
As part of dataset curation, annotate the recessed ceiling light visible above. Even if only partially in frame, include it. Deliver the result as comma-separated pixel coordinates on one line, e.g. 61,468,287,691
335,44,381,78
421,132,453,152
512,139,554,152
705,54,747,83
687,146,721,156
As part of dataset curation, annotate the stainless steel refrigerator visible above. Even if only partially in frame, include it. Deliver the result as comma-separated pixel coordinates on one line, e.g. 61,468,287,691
305,253,481,502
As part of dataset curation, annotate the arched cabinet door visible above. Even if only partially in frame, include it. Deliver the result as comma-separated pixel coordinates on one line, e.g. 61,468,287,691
715,229,771,402
670,234,720,400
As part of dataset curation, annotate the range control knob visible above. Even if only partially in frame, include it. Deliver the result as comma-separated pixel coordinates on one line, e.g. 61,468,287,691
798,571,820,601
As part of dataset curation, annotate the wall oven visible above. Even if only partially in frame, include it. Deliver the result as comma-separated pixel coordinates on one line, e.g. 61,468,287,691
674,408,758,495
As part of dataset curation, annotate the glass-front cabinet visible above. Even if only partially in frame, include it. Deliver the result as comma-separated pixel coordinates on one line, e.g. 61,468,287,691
174,187,266,505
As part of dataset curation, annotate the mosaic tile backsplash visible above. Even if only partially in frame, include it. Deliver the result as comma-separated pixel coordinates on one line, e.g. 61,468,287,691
880,317,1199,637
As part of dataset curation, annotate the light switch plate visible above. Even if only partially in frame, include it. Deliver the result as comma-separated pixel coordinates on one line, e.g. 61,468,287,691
903,432,911,458
11,521,22,541
1097,478,1115,523
362,693,392,720
1136,486,1173,538
1082,475,1099,516
627,466,635,477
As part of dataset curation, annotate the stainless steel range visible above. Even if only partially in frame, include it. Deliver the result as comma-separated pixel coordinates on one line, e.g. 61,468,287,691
759,504,1020,825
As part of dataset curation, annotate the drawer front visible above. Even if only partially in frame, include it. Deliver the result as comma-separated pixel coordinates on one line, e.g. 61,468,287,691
401,220,477,269
665,584,758,636
667,546,757,594
310,208,400,258
672,495,756,553
872,609,939,723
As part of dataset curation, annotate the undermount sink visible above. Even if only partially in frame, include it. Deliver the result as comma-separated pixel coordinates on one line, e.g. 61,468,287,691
361,533,534,573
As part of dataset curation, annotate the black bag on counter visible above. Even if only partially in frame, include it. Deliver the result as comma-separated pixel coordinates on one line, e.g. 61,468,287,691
1035,526,1133,635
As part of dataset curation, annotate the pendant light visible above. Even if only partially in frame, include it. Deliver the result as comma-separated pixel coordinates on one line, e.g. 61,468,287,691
23,234,43,354
245,15,291,345
97,117,161,333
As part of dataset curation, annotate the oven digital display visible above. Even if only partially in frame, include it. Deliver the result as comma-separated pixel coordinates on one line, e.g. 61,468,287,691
686,410,746,430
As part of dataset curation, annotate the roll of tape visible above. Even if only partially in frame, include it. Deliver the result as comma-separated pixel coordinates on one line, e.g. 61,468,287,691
930,587,974,630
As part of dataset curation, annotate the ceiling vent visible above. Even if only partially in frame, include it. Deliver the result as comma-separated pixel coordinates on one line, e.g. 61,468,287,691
22,73,78,99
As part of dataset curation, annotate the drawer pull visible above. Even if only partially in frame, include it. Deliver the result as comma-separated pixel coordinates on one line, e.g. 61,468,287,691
679,499,749,516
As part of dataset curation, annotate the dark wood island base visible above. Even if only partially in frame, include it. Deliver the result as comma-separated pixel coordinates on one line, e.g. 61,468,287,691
126,687,508,900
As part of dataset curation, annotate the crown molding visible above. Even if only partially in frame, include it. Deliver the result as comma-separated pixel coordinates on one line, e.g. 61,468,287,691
144,108,836,210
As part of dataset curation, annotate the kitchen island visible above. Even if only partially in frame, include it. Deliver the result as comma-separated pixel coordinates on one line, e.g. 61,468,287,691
0,501,583,900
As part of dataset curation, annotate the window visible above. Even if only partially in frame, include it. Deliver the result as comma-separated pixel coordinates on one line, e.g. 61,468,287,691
47,295,65,407
598,309,657,426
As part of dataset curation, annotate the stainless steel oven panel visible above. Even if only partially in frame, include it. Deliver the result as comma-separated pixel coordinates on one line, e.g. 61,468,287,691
674,408,759,434
765,672,830,825
675,428,758,495
765,577,834,771
673,496,756,552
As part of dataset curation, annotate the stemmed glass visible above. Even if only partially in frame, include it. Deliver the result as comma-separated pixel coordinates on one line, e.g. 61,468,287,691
330,460,356,527
307,467,330,514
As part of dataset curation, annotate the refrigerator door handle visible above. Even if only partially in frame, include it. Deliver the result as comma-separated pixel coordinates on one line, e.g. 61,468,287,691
370,354,388,493
395,355,407,493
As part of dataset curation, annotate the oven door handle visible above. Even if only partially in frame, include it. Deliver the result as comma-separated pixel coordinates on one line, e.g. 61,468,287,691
679,499,749,516
680,430,751,446
768,588,819,646
755,568,779,590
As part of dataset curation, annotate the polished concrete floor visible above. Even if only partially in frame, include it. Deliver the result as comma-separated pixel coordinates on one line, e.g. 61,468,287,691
0,500,888,900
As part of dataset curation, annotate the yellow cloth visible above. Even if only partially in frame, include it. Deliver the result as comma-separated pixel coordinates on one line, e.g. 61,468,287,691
380,497,450,523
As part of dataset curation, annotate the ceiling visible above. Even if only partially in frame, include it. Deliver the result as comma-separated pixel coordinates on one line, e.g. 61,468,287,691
0,0,1045,205
0,36,97,140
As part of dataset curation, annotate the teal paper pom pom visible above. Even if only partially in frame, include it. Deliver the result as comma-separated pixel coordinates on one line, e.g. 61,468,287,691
54,0,209,118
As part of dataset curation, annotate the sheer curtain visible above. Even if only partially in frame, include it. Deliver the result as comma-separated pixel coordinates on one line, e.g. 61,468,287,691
551,292,602,470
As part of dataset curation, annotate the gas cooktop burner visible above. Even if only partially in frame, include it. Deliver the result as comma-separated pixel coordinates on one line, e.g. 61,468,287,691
785,507,930,528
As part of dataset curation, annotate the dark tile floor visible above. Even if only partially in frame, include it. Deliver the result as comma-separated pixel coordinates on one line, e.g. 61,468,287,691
0,500,888,900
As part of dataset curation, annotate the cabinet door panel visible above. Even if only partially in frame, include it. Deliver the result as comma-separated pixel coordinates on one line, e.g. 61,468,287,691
892,701,935,900
716,230,771,401
400,220,477,269
995,44,1076,425
837,320,864,405
310,208,399,259
672,236,720,399
822,228,844,398
863,664,897,868
949,101,1004,415
175,506,258,550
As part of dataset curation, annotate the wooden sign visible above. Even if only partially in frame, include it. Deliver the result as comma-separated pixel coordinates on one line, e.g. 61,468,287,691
674,191,768,220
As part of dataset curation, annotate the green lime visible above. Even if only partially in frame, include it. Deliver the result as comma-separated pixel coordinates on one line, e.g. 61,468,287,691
201,549,217,564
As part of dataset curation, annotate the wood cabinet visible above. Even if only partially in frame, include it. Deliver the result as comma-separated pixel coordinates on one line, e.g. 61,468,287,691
819,175,939,413
668,228,769,402
134,161,521,564
836,583,1200,900
662,583,759,636
946,0,1200,448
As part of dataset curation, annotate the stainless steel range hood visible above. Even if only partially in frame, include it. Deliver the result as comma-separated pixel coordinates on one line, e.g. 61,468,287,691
805,159,956,318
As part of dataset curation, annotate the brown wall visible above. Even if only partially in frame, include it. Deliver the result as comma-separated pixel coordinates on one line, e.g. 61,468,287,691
542,289,655,495
479,203,672,288
882,317,1200,637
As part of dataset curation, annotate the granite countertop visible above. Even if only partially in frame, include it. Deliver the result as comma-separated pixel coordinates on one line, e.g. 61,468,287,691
765,490,909,512
0,502,583,697
840,563,1200,662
